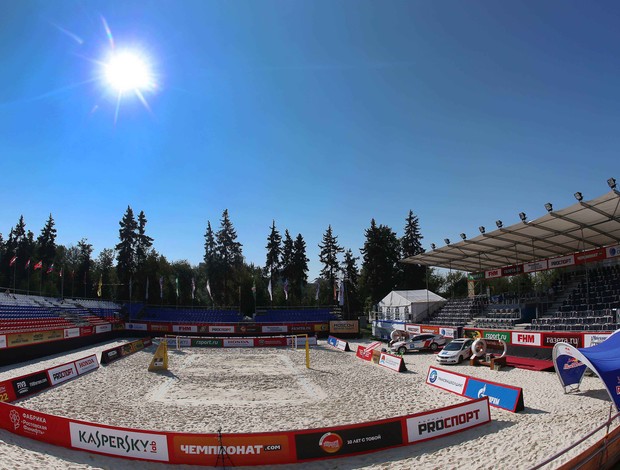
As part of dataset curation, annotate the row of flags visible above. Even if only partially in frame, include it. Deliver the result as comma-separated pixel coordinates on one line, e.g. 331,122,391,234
9,256,56,274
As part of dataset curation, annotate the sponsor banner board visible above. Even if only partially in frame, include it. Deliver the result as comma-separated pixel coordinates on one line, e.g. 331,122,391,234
523,260,548,273
172,325,198,333
501,265,523,276
548,254,575,269
420,325,440,335
482,330,511,343
164,337,192,348
1,405,69,445
64,328,80,339
0,380,16,403
329,321,359,334
261,325,288,333
125,323,148,331
406,398,490,443
583,333,612,348
223,338,254,348
47,363,78,386
150,324,170,332
7,330,64,348
314,323,329,332
379,353,405,372
75,355,99,375
12,372,50,398
464,378,524,412
356,345,373,361
95,324,112,334
327,336,350,351
80,326,93,336
439,327,457,339
295,420,403,460
575,248,606,265
426,367,467,395
511,332,542,347
171,433,293,466
543,332,582,348
289,325,313,333
255,337,288,347
101,346,123,364
69,422,169,462
287,336,318,347
0,335,6,349
405,324,421,334
485,269,502,279
464,329,483,340
237,324,261,334
468,272,485,281
606,245,620,258
191,338,223,348
208,325,235,334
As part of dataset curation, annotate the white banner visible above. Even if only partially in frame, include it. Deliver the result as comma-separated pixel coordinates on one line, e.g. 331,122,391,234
523,260,548,273
406,398,490,443
209,325,235,334
75,355,99,375
583,333,611,348
485,269,502,279
223,338,254,348
548,254,575,269
511,332,542,346
125,323,148,331
95,324,112,334
164,337,192,347
439,327,457,339
426,367,467,395
262,325,288,333
0,335,6,349
64,328,80,339
379,353,403,372
606,245,620,258
48,363,78,386
405,324,421,334
172,325,197,333
70,422,169,461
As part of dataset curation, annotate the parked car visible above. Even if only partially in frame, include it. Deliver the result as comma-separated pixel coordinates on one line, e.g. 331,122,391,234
390,334,447,354
436,338,474,364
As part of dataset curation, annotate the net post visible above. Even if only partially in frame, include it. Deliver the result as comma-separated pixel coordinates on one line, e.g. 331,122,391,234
305,334,310,369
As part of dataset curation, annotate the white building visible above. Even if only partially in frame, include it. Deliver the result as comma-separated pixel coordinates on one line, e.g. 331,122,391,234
376,290,446,322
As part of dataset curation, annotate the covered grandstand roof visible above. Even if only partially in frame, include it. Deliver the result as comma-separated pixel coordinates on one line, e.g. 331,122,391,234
402,190,620,273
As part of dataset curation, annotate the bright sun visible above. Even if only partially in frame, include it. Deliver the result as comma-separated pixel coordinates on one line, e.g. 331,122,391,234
104,50,155,94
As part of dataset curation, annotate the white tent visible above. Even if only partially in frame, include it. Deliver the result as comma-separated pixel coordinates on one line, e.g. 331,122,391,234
377,290,446,322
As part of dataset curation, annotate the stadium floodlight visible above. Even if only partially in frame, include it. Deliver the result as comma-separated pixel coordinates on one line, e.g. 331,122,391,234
444,238,450,245
545,203,553,212
430,243,436,250
496,220,503,229
479,226,485,234
460,233,467,240
574,192,583,202
608,177,617,190
519,212,527,222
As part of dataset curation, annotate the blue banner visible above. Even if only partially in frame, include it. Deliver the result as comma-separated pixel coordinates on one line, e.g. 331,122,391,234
464,378,524,412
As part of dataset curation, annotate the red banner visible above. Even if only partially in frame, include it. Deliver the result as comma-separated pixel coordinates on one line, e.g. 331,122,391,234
575,248,606,265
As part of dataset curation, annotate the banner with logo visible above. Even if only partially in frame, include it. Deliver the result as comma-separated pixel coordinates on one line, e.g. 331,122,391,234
254,337,288,347
95,324,112,334
523,260,548,273
150,324,170,332
543,332,582,348
190,338,223,348
583,333,612,348
6,329,64,348
511,332,542,347
327,336,351,352
329,321,359,334
261,325,288,333
378,352,406,372
172,325,198,333
101,338,150,365
125,322,148,331
606,245,620,258
0,335,6,349
574,248,606,265
63,328,80,339
208,325,235,334
0,381,15,403
223,338,254,348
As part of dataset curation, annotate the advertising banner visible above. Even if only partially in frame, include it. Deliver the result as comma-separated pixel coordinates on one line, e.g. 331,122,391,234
0,381,15,403
511,332,542,347
501,265,523,276
0,404,70,447
485,269,502,279
209,325,235,334
583,333,612,348
420,326,440,335
7,330,64,348
100,346,123,364
406,398,490,443
575,248,606,265
171,433,293,466
606,245,620,259
379,353,406,372
47,363,78,387
482,330,511,343
235,324,260,334
287,336,318,347
548,254,575,269
12,371,50,399
150,324,170,332
0,335,6,349
543,332,582,348
356,345,373,361
255,337,288,347
64,328,80,339
289,325,313,334
223,338,254,348
329,321,359,334
75,355,99,375
172,325,198,333
125,323,148,331
426,367,467,395
439,327,458,339
80,326,93,336
95,324,112,334
295,420,403,460
468,272,485,281
314,323,329,332
523,260,548,273
327,336,351,352
70,422,169,462
463,378,524,412
261,325,288,333
405,324,421,334
191,338,223,348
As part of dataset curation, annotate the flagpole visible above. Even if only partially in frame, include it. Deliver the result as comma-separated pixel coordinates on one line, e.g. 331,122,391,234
27,266,30,295
12,259,16,293
61,266,64,300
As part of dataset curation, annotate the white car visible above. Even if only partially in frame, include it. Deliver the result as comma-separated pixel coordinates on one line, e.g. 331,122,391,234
391,334,447,354
436,338,474,364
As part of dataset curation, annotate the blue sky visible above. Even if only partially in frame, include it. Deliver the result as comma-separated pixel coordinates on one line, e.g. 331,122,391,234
1,1,619,280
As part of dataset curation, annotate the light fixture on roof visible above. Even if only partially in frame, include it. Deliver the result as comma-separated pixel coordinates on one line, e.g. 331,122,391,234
608,177,617,190
519,212,527,222
444,238,450,245
544,202,553,212
574,192,583,202
496,220,503,229
430,243,436,250
479,226,485,234
460,233,467,240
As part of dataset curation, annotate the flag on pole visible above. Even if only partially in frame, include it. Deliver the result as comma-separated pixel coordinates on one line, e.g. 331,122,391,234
191,277,196,300
175,276,179,298
333,280,338,301
146,277,149,300
251,279,256,298
129,276,133,299
24,259,31,270
9,256,17,267
267,279,273,302
46,263,54,274
315,282,320,301
59,268,63,278
284,279,289,301
97,275,103,297
34,260,43,270
206,279,212,300
159,276,164,299
339,279,345,306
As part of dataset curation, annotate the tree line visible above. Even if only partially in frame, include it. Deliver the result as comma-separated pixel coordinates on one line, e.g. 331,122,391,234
0,207,457,317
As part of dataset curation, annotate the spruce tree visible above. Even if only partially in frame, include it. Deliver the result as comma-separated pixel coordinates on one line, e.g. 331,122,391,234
135,211,154,270
215,209,243,304
77,239,93,298
281,229,294,288
318,225,343,302
400,210,426,289
37,214,57,267
360,219,401,305
341,249,361,317
265,220,282,283
116,206,138,299
291,233,309,302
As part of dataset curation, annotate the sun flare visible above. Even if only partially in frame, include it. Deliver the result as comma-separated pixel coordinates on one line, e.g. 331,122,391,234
104,50,155,94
